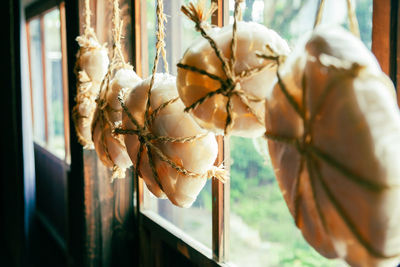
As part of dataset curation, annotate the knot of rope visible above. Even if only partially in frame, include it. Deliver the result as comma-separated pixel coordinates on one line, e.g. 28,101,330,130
262,44,398,259
117,0,227,192
178,0,273,135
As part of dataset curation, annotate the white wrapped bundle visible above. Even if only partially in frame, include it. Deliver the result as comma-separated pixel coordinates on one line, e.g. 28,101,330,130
73,36,109,148
177,20,290,137
265,26,400,266
121,73,219,207
92,68,141,179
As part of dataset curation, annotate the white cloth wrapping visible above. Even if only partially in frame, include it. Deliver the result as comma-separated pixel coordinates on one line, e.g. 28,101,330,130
122,73,218,207
74,36,109,148
265,26,400,266
92,68,141,177
177,21,290,137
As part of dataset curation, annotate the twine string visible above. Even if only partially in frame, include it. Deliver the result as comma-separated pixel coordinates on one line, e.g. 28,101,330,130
313,0,326,29
91,0,132,179
346,0,360,38
314,0,360,38
116,0,227,191
84,0,91,34
81,0,99,42
179,0,269,135
262,46,399,258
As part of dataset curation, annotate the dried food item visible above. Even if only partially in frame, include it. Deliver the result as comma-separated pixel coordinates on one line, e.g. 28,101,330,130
92,67,141,179
177,21,290,137
266,26,400,266
73,36,109,148
122,73,220,207
177,1,290,137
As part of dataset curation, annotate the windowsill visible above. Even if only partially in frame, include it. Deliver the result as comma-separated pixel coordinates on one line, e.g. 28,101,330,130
140,209,226,267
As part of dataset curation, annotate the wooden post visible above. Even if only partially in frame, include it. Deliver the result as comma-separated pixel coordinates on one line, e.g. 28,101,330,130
211,1,229,262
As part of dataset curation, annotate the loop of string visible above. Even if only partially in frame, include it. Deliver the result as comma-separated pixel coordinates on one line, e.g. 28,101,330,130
314,0,360,38
260,46,399,259
81,0,98,42
178,0,269,135
116,0,227,191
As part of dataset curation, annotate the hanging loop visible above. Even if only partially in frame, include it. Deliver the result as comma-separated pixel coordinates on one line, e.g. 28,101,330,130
313,0,360,38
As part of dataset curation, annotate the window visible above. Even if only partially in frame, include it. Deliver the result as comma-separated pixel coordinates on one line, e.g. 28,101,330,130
116,0,396,266
26,5,70,163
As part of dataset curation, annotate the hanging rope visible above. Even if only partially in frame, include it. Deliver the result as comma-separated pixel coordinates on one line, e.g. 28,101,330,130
178,0,273,135
115,0,227,192
313,0,326,29
84,0,91,35
258,43,400,259
91,0,132,180
314,0,360,38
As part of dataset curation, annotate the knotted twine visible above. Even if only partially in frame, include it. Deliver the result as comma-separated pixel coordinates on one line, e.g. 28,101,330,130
114,0,227,193
72,0,104,148
91,0,132,180
261,0,399,259
177,0,275,135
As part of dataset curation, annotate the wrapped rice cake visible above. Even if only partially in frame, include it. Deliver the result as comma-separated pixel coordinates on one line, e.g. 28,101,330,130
177,21,290,137
265,26,400,266
73,36,109,148
122,73,219,207
92,68,141,179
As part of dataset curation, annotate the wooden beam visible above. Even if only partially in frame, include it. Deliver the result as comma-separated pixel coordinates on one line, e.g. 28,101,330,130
372,0,398,85
40,15,49,143
25,21,35,127
211,1,229,263
60,2,71,164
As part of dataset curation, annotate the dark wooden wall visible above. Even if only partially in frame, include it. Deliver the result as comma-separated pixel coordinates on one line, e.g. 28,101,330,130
0,0,25,266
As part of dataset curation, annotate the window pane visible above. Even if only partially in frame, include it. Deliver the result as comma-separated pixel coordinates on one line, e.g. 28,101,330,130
28,18,46,145
44,8,65,159
228,0,372,266
229,0,372,48
141,0,212,249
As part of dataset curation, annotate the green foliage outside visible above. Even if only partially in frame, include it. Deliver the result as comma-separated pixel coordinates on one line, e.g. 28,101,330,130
229,137,342,266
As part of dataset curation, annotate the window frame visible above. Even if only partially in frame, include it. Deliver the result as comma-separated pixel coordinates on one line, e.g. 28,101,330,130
132,0,399,266
25,1,71,164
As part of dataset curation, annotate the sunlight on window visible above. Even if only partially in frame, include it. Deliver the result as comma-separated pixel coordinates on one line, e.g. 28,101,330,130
28,18,46,145
44,8,65,159
28,8,66,160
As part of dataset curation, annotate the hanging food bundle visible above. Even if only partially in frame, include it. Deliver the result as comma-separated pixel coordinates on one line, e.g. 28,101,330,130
91,0,140,180
92,67,141,179
119,74,221,207
176,0,290,137
72,1,109,149
115,0,224,208
265,24,400,267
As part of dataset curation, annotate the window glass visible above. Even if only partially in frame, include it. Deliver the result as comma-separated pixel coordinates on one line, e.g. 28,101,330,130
142,0,212,249
28,8,68,160
229,0,372,48
28,18,46,145
44,8,65,159
228,0,372,266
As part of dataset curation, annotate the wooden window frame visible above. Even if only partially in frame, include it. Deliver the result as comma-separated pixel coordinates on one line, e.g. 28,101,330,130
132,0,399,266
25,1,71,164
